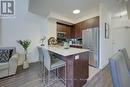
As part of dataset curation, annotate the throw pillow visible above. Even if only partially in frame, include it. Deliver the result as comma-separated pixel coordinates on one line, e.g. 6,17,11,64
9,49,13,58
0,49,10,63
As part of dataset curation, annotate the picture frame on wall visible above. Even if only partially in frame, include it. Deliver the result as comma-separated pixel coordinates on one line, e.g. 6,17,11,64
105,22,110,39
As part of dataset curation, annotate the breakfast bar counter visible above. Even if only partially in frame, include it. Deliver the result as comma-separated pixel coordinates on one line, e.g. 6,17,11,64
48,46,89,87
48,46,89,56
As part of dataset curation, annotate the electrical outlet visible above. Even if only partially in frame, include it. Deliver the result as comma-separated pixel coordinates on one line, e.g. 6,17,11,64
75,55,79,60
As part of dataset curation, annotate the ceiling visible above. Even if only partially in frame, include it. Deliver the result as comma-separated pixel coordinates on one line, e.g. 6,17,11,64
29,0,129,23
29,0,100,20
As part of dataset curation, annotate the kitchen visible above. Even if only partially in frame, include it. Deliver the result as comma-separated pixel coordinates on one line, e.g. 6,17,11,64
56,16,100,68
42,16,100,87
28,0,103,87
1,0,130,87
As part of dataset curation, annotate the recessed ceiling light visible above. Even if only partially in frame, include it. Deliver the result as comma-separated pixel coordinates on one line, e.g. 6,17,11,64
73,9,80,14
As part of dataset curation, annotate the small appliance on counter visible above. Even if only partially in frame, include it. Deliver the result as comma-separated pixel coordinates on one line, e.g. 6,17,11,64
57,32,66,38
57,32,67,44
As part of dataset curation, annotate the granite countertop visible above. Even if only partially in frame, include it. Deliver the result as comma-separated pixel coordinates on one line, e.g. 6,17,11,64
47,46,89,56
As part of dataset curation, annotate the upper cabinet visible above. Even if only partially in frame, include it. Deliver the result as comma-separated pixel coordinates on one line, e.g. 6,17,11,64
74,23,82,39
57,23,73,39
70,26,75,38
71,16,99,38
85,16,99,28
57,23,66,33
57,16,99,39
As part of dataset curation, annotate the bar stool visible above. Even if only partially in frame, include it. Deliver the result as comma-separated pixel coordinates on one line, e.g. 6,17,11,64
42,47,66,87
37,47,44,81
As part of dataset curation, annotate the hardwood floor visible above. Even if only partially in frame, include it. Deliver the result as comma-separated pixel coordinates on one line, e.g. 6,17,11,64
84,66,113,87
0,62,113,87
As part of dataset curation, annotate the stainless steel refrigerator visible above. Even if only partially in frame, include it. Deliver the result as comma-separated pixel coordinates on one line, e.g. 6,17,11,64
82,27,99,68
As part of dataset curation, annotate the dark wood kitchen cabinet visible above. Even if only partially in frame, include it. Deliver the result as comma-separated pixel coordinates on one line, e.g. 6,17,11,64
86,16,99,28
80,16,99,30
57,22,73,39
70,16,99,38
55,52,89,87
66,25,71,38
74,23,82,38
70,45,82,48
57,16,99,39
74,53,89,87
80,20,87,30
57,23,66,33
70,26,75,38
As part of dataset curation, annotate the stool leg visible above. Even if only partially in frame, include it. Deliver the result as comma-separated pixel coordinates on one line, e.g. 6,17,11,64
44,67,47,86
48,70,51,85
41,65,44,82
65,64,67,87
56,68,58,76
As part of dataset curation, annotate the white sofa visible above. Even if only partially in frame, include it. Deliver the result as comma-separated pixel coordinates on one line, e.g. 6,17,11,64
0,47,18,78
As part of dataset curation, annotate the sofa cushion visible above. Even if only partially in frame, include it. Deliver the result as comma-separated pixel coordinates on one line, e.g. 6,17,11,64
0,49,11,63
0,63,9,70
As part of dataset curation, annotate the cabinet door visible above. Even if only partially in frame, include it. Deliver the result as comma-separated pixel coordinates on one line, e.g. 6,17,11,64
80,21,88,30
66,25,71,39
74,55,81,87
70,45,82,48
74,23,82,38
87,16,99,28
57,23,66,32
80,52,89,85
74,53,89,87
70,26,75,38
57,23,72,39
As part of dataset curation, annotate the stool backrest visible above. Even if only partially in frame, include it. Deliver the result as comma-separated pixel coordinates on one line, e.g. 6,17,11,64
109,51,130,87
42,47,51,70
37,47,44,62
119,48,130,73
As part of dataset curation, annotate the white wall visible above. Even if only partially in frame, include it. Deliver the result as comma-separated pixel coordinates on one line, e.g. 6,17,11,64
111,16,130,57
99,0,130,69
1,0,48,65
0,19,1,45
47,18,57,39
99,2,113,69
127,0,130,19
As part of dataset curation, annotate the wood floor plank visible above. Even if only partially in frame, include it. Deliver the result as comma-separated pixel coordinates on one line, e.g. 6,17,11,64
0,62,113,87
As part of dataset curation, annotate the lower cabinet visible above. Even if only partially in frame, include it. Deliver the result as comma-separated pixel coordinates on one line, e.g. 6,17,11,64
74,52,89,87
57,52,89,87
70,45,82,48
